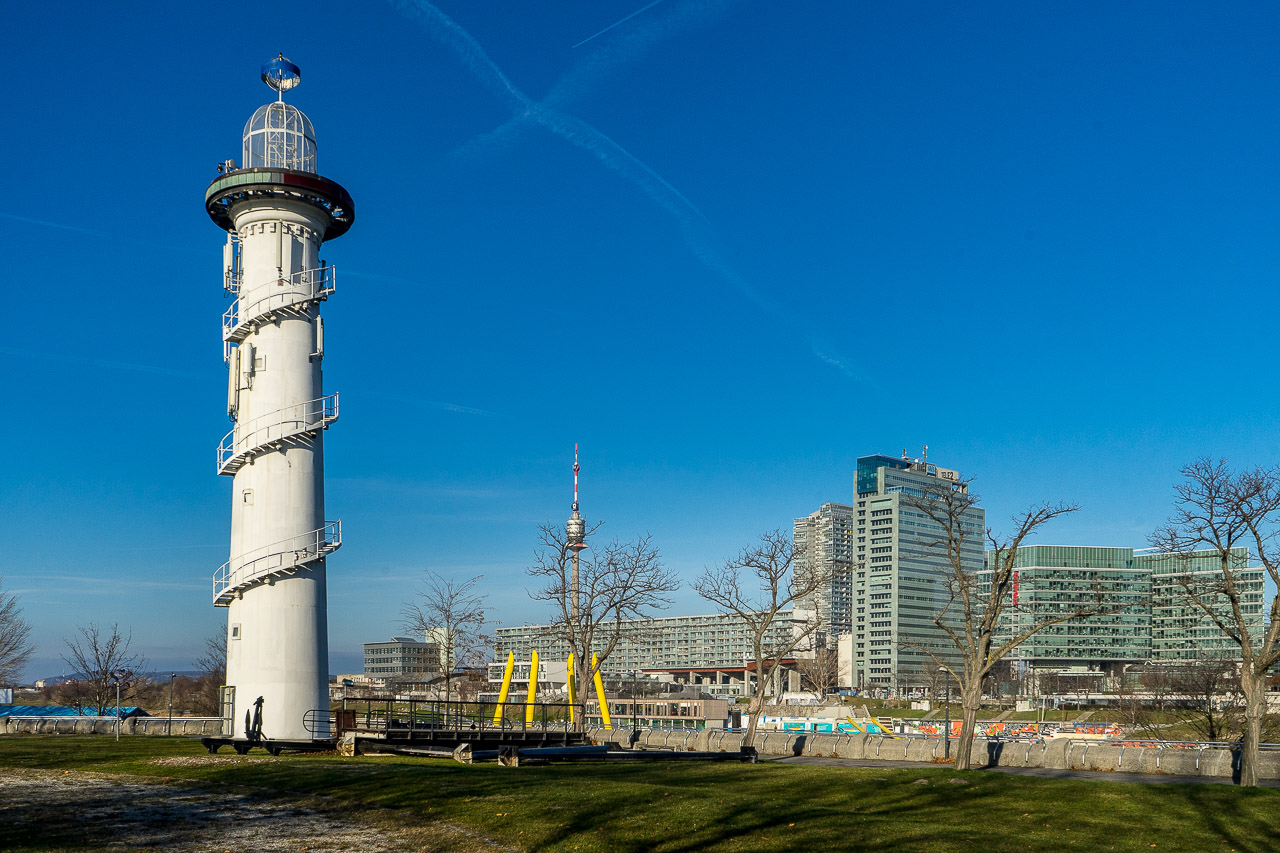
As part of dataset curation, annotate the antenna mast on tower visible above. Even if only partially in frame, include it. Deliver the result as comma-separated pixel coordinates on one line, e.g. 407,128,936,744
566,444,588,621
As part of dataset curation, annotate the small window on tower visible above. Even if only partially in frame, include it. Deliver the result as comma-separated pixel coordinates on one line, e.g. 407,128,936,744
231,624,241,640
242,489,254,505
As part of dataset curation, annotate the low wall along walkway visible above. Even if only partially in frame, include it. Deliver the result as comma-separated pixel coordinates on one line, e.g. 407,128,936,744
0,718,224,736
586,727,1280,781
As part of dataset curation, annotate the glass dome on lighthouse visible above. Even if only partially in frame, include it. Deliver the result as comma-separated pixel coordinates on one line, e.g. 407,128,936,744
242,56,317,173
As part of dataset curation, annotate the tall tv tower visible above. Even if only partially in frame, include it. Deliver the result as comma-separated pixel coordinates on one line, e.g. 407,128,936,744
566,444,588,620
205,56,354,744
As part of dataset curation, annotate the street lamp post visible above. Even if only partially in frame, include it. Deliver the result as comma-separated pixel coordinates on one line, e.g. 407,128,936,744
115,677,122,742
632,669,639,735
939,667,951,761
167,673,176,736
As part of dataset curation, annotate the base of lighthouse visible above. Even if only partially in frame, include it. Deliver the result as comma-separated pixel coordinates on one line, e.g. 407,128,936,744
223,565,331,742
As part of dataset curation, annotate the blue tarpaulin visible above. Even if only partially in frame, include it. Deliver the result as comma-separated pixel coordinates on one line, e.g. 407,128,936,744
0,705,148,719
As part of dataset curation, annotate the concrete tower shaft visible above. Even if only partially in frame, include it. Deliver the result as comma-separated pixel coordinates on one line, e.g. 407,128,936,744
206,57,354,744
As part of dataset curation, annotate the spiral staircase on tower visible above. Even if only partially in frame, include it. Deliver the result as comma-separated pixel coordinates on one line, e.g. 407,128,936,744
213,264,341,607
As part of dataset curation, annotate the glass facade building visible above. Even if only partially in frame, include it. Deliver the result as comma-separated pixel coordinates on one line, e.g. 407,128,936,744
1139,547,1263,661
984,545,1263,680
985,546,1151,679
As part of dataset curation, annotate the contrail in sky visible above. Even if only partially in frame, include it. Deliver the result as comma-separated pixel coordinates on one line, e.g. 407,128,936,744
0,211,97,234
573,0,668,48
390,0,861,381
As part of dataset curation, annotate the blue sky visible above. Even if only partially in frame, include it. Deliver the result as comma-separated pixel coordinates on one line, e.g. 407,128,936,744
2,2,1278,681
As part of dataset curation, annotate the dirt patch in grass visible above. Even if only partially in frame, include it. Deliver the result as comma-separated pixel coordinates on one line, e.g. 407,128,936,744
0,769,507,852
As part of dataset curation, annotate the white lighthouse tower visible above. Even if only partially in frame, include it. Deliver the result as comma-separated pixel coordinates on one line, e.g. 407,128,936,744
205,56,354,744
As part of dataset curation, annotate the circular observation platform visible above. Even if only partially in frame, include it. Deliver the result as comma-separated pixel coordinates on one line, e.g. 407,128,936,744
206,168,355,241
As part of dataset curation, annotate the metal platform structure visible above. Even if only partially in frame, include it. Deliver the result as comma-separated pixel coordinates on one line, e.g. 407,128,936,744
340,698,590,754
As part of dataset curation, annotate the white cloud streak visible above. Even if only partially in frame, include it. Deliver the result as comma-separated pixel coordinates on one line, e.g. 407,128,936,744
390,0,862,383
573,0,669,48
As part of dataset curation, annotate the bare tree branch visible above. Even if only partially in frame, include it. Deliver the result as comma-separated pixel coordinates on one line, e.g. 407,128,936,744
401,570,489,699
0,576,34,688
899,478,1094,769
60,622,148,716
694,530,832,744
527,523,678,723
1150,458,1280,786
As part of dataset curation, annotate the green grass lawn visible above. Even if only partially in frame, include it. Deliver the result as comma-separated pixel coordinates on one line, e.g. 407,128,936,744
0,736,1276,852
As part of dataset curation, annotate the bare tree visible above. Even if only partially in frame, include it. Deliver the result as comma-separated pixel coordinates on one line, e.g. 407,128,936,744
0,576,34,687
796,647,840,694
1150,458,1280,786
901,478,1113,770
190,629,228,717
694,530,831,744
401,571,489,700
528,523,678,723
60,622,148,716
1167,656,1242,743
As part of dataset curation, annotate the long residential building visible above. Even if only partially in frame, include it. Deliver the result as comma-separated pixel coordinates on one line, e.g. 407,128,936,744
492,610,814,698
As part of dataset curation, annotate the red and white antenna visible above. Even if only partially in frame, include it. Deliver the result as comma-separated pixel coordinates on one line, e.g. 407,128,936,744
572,442,580,512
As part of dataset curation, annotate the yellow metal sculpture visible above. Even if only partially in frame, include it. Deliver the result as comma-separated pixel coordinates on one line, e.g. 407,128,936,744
591,653,611,730
524,649,540,725
492,651,515,723
566,652,577,723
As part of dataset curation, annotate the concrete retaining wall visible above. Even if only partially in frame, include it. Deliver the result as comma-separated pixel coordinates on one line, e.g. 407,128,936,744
586,726,1278,781
0,717,223,736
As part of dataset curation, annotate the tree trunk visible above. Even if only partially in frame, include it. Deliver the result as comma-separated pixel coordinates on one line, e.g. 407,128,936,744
953,681,982,771
743,680,767,746
1239,670,1265,787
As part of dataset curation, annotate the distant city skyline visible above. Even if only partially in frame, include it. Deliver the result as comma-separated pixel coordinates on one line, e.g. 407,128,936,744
4,2,1280,682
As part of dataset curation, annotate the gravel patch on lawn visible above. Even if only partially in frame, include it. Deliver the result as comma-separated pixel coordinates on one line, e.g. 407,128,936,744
0,769,500,852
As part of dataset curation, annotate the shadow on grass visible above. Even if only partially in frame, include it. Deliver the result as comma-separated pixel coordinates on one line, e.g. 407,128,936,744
4,738,1280,853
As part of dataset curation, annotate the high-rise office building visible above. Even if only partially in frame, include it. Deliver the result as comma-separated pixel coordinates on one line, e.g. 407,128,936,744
793,502,855,642
851,452,986,692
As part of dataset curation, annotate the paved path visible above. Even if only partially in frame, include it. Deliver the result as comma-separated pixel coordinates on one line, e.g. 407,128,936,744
762,754,1280,787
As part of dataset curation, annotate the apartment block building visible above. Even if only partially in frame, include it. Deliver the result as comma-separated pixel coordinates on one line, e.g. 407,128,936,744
793,502,855,642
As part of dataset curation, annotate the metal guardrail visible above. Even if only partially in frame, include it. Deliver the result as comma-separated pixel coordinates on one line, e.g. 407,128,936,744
222,265,336,342
217,394,338,474
213,520,341,604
